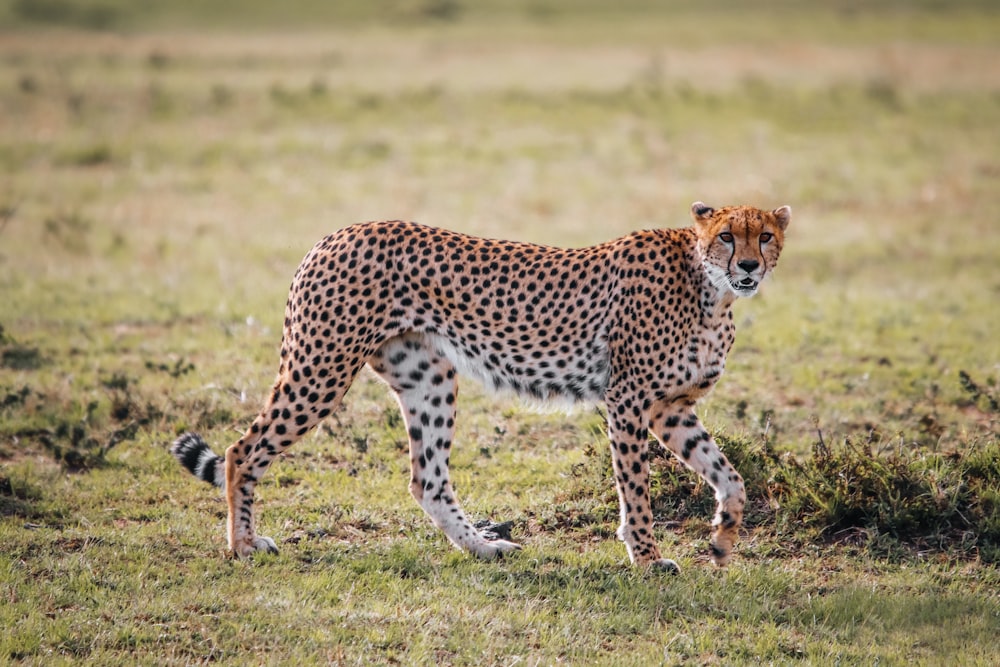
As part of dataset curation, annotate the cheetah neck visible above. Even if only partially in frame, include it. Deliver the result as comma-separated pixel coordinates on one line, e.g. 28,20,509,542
704,279,737,317
693,250,738,324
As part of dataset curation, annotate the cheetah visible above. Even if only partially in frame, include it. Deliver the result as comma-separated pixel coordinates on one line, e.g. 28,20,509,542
172,201,791,572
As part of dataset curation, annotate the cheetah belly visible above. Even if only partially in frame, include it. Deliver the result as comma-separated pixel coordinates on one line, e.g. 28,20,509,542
424,332,611,406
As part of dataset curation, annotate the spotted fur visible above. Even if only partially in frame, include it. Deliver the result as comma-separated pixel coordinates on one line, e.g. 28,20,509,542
171,201,791,571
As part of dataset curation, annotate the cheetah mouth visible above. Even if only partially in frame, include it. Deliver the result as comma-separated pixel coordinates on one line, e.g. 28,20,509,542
732,277,759,293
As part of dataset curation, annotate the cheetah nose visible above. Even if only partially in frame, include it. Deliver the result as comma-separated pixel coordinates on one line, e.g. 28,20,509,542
737,259,759,273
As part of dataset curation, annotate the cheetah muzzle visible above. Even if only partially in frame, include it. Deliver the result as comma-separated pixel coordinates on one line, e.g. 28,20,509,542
171,201,791,573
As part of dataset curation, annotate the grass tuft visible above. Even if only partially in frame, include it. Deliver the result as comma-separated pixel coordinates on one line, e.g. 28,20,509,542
556,419,1000,562
0,324,45,370
959,370,1000,414
721,431,1000,563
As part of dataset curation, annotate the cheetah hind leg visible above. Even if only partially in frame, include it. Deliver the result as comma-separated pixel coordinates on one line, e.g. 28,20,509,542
369,333,521,559
223,363,358,559
171,431,278,557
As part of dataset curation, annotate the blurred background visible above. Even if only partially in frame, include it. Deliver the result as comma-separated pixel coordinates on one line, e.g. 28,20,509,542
0,0,997,454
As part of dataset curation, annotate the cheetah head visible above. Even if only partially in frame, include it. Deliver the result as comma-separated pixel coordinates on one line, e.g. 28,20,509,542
691,201,791,298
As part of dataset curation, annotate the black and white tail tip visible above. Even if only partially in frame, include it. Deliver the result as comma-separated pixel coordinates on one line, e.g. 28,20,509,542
171,432,225,488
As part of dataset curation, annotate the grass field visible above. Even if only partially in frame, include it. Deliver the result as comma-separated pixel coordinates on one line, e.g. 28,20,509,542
1,1,999,664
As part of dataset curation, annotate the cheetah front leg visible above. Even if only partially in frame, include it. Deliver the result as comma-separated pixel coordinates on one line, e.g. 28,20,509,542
648,398,746,566
605,396,679,573
369,333,521,559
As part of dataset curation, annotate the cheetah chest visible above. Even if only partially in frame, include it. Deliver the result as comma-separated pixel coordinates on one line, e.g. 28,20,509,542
668,318,735,400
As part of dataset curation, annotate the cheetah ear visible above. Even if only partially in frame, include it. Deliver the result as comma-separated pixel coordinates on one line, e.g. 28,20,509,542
690,201,715,224
772,205,791,231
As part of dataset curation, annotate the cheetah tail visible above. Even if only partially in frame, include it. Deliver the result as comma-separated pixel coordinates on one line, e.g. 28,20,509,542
171,432,225,488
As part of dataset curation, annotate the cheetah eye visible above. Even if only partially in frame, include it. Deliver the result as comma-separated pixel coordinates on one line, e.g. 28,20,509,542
718,232,734,244
759,233,773,243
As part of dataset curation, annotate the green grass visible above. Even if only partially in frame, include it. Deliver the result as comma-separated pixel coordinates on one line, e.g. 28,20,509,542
1,1,999,664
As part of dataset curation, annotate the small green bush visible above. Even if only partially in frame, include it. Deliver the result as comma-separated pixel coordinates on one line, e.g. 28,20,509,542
732,431,999,562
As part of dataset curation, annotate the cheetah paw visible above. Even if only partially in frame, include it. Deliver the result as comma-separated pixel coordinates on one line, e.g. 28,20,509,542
709,545,731,567
709,531,735,567
231,535,279,559
472,539,522,560
253,536,279,554
651,558,681,575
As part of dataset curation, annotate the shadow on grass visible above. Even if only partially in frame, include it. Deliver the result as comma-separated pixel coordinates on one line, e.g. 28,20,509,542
0,472,64,523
